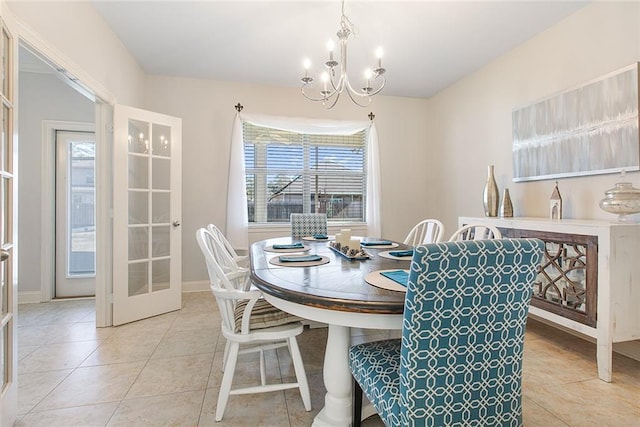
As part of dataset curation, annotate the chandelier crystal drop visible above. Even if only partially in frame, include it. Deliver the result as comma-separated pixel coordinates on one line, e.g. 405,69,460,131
301,0,387,109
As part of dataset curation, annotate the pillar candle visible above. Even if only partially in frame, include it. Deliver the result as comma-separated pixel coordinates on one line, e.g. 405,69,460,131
340,229,351,245
349,238,360,250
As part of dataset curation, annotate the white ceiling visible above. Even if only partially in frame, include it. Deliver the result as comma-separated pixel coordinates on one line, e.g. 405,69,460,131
90,1,588,99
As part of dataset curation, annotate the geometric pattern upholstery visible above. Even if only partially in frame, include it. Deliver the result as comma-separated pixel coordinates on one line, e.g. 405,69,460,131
290,213,328,238
349,339,402,426
350,239,544,427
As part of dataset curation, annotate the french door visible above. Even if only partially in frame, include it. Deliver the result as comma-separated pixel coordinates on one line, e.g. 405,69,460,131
0,15,16,426
55,130,96,298
112,105,182,326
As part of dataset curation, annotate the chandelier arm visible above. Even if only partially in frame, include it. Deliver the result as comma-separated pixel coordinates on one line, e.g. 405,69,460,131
344,74,386,99
328,70,346,94
364,76,386,97
301,86,337,102
341,77,372,107
322,93,342,110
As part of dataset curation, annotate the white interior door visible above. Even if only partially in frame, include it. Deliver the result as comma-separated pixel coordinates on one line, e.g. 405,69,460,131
112,105,182,326
55,130,96,298
0,15,16,426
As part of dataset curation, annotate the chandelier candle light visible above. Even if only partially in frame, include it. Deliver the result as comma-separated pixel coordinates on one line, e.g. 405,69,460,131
301,0,386,109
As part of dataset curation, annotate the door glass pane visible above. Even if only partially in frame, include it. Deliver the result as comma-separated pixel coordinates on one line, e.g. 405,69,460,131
128,119,149,154
128,227,148,261
0,178,3,247
152,192,170,223
128,155,148,189
152,226,169,257
129,191,148,224
1,258,7,315
1,323,5,389
128,262,148,297
2,104,7,172
2,176,9,245
152,124,170,156
152,259,170,292
68,141,95,277
2,28,8,96
152,158,170,190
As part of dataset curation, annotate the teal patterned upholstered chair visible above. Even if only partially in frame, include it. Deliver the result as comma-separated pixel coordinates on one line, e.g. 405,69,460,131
349,239,544,427
290,213,328,238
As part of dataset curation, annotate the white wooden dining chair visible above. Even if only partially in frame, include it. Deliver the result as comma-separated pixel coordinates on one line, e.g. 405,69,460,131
207,223,249,267
196,228,311,421
448,223,502,241
403,219,445,246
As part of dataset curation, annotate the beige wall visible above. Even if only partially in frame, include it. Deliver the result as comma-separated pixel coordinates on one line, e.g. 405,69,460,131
430,1,640,235
144,76,433,282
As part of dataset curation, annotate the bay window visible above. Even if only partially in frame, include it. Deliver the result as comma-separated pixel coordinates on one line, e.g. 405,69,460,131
243,122,367,223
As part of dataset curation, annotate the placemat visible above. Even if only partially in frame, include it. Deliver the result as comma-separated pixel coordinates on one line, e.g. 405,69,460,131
264,244,311,253
378,250,414,260
365,269,409,292
302,235,333,241
269,255,330,267
359,241,399,249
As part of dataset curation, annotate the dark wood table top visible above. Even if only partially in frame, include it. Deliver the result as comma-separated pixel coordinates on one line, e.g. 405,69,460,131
250,237,410,314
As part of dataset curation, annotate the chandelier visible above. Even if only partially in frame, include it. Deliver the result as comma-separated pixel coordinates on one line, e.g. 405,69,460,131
301,0,386,109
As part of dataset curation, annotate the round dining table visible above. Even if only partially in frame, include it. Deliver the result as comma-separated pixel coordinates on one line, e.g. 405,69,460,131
249,236,410,427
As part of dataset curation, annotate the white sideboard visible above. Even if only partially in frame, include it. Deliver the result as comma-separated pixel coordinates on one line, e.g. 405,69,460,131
459,216,640,382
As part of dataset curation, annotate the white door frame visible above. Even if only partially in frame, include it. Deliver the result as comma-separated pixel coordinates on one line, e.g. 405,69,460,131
41,121,94,302
16,19,116,327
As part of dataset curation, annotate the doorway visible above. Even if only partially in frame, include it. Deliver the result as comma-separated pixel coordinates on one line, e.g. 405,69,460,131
18,45,96,303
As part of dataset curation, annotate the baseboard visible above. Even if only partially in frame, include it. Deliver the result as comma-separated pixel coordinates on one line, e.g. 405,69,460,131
529,314,640,361
18,291,42,304
613,341,640,361
182,280,209,293
21,283,212,304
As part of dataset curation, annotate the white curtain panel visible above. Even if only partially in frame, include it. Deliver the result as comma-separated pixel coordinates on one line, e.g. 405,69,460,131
226,113,382,249
366,125,382,238
226,115,249,250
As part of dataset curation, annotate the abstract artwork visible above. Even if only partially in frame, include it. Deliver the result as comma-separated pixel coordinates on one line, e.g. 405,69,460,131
512,63,639,182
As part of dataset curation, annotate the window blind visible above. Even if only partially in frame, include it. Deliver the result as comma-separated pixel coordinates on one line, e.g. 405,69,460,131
243,122,367,223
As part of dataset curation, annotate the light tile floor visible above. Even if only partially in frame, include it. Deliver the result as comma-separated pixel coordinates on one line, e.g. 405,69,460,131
14,292,640,426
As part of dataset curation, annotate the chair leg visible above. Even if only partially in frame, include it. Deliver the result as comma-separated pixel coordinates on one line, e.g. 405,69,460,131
221,340,230,372
216,341,239,421
288,336,312,411
259,348,266,386
352,376,363,427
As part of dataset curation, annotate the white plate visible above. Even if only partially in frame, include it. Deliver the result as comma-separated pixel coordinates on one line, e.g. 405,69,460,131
378,250,413,260
269,255,330,267
364,269,409,292
359,242,399,249
263,245,311,253
302,235,334,241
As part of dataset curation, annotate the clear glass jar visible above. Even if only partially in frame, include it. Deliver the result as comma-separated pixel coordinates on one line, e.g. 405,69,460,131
599,173,640,221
